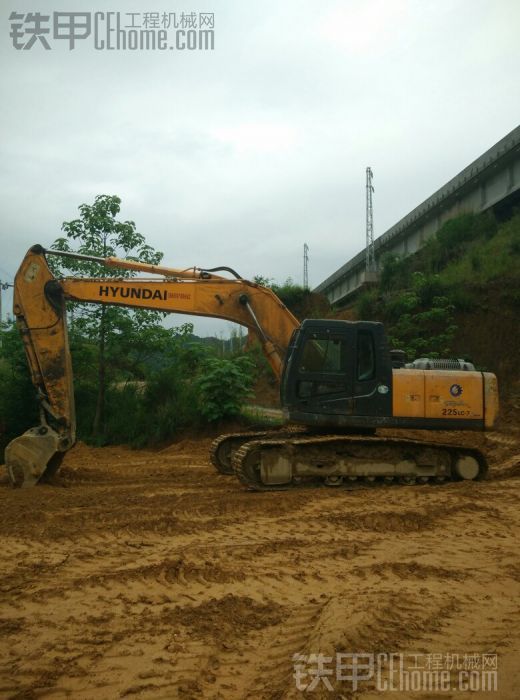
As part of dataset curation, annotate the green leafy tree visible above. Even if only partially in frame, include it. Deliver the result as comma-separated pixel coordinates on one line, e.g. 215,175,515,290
253,275,274,288
103,323,209,446
0,321,39,452
379,253,413,292
49,195,165,436
365,272,458,359
253,275,330,319
195,355,255,421
356,289,379,319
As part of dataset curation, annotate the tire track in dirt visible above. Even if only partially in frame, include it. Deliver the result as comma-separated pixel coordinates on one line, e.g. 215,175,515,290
1,433,520,698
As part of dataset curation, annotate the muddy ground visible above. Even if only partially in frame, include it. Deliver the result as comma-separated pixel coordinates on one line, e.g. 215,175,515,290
1,421,520,699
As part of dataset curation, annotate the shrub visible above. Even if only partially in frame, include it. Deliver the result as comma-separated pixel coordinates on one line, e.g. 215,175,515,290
356,289,379,319
0,323,39,453
196,355,255,422
379,253,413,291
387,295,457,359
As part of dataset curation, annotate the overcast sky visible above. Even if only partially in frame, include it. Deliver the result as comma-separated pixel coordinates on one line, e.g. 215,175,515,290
1,0,519,336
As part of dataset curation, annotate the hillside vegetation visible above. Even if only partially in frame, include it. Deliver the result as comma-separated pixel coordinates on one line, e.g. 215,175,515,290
352,211,520,391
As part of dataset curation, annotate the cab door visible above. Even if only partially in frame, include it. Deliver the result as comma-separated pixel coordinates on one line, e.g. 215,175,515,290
294,329,355,415
353,328,392,417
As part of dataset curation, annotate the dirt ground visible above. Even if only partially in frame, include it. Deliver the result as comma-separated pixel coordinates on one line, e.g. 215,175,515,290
1,420,520,699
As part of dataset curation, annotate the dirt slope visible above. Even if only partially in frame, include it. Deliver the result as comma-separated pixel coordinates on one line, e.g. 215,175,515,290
1,423,520,699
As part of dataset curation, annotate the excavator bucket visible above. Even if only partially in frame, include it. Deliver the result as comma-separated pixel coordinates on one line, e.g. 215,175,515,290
4,427,62,488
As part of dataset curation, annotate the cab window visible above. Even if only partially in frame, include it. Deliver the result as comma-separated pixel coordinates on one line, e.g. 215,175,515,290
357,331,375,381
298,337,346,374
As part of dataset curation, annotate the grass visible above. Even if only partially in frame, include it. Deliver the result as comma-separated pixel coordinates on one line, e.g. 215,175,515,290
438,213,520,287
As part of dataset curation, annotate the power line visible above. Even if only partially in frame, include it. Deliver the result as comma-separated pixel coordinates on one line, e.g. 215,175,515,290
0,280,13,324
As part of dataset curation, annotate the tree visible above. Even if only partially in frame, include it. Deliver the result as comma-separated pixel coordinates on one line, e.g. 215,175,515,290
0,320,39,452
195,355,255,421
253,275,330,319
385,274,458,359
49,195,165,436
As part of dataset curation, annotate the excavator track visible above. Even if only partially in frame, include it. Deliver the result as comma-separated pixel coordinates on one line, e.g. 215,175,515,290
209,425,325,474
210,431,273,475
232,434,488,491
209,425,334,476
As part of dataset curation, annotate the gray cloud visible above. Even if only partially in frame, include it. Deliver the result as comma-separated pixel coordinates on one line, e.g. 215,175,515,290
1,0,519,334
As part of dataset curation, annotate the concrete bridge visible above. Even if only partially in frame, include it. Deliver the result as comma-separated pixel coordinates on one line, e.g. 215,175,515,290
315,124,520,306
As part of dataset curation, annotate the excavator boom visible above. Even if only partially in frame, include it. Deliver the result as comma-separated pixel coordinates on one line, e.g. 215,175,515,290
5,245,299,487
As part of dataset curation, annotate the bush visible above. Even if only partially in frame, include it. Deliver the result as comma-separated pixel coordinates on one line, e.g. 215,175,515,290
511,239,520,255
412,272,446,306
379,254,413,291
356,290,379,319
470,250,482,271
0,324,39,453
384,290,419,321
424,212,498,272
447,286,477,311
254,276,330,320
387,294,457,360
196,355,255,422
102,384,146,447
143,364,201,443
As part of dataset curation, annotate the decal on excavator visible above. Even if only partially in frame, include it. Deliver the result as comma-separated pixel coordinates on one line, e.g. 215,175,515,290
98,285,168,301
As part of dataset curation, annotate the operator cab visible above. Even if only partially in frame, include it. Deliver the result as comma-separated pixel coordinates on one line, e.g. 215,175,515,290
280,319,393,428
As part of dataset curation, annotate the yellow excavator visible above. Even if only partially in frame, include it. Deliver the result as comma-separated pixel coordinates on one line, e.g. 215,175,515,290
4,245,498,489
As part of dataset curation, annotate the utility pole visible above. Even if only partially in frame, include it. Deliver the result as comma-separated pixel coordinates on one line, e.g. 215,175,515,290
0,280,13,326
365,167,376,273
0,280,11,348
303,243,309,289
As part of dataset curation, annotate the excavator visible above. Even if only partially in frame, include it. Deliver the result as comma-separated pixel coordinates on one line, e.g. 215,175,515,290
3,245,498,490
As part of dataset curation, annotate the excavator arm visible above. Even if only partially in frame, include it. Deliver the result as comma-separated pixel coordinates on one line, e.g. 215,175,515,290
5,245,299,487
